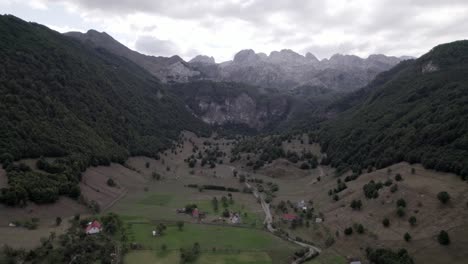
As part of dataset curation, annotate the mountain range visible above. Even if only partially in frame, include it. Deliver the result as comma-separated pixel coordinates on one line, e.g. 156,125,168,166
0,14,465,179
66,29,410,92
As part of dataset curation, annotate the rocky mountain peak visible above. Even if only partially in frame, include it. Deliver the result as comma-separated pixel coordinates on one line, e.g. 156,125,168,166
233,49,260,64
190,55,216,64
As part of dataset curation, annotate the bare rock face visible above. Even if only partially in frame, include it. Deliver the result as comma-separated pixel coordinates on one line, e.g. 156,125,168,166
191,49,406,92
422,61,439,73
189,55,215,64
194,92,288,129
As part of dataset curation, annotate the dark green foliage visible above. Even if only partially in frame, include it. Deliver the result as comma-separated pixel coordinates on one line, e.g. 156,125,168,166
363,180,382,199
404,232,412,242
437,191,451,204
397,198,407,208
408,216,417,226
383,218,390,227
366,247,414,264
3,213,127,263
350,199,362,210
395,174,403,181
356,223,365,234
437,230,450,245
397,207,406,217
0,15,207,160
212,197,219,212
0,16,208,205
177,221,184,231
55,217,62,226
180,242,201,263
107,178,116,187
344,227,353,235
320,41,468,179
390,184,398,193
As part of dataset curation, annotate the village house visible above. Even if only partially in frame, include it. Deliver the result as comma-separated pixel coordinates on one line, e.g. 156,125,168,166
229,212,242,224
297,200,307,211
282,213,298,222
85,220,102,235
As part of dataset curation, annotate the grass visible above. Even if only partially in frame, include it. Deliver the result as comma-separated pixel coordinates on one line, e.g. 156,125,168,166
126,222,298,263
138,194,173,206
124,250,272,264
305,253,347,264
128,222,294,251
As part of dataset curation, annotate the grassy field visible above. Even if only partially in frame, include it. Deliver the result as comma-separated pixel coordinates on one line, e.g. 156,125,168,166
124,250,272,264
125,222,298,264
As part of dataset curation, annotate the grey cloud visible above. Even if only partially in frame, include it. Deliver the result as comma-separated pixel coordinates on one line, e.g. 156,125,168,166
43,0,468,59
135,35,179,56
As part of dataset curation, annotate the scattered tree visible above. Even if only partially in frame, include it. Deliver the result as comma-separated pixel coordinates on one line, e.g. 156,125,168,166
383,218,390,227
177,221,184,231
55,217,62,226
438,230,450,245
404,232,412,242
437,191,451,204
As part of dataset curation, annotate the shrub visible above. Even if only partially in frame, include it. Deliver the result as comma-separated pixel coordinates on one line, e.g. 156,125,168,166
437,191,450,204
397,207,405,217
404,232,412,242
350,199,362,210
106,178,116,187
438,230,450,245
396,198,406,208
408,216,417,226
382,218,390,227
344,227,353,235
390,184,398,193
356,224,365,234
395,173,403,181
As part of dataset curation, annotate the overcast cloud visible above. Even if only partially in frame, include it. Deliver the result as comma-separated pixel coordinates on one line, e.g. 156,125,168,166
1,0,467,61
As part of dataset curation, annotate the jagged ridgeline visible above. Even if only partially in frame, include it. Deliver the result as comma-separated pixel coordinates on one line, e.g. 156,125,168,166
320,41,468,179
0,15,208,205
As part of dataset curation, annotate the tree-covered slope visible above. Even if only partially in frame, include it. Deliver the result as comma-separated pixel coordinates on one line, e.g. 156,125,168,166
0,15,208,163
319,41,468,178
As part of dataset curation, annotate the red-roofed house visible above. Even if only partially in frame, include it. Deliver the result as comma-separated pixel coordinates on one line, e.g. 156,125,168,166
85,220,102,235
282,213,298,221
192,208,199,218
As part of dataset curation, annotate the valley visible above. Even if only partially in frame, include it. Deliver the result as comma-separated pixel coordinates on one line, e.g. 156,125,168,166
0,10,467,264
2,132,467,264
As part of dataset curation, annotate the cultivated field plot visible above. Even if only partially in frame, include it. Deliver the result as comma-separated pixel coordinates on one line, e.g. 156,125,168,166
125,222,298,264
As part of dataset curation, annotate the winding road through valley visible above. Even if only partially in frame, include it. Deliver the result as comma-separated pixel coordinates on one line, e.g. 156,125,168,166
236,166,322,264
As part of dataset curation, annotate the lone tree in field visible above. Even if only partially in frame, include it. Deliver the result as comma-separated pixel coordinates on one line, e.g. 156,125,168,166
438,230,450,245
212,197,219,212
437,191,451,204
383,218,390,227
177,221,184,231
404,232,412,242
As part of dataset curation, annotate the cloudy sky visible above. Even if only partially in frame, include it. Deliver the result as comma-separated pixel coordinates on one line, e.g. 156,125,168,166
1,0,467,62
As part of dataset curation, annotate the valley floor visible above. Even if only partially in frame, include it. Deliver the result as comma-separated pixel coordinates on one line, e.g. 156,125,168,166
1,132,467,264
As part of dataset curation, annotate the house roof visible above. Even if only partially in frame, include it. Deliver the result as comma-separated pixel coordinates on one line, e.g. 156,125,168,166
282,213,298,220
85,220,102,232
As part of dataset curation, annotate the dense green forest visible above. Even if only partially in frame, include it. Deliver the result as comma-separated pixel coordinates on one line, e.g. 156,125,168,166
319,41,468,179
0,15,208,205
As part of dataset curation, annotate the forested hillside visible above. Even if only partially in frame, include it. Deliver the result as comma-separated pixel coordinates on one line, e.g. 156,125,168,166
0,15,208,205
319,41,468,179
